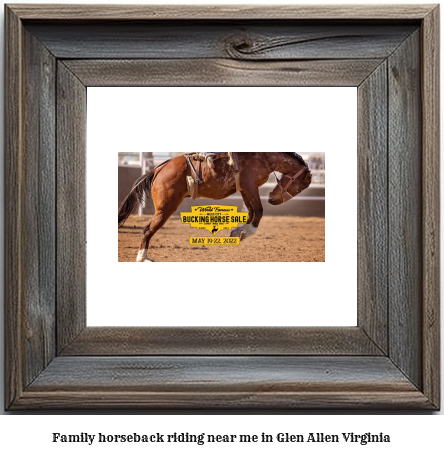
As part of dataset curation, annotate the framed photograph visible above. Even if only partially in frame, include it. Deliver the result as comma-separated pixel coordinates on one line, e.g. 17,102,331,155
97,88,350,328
5,4,440,409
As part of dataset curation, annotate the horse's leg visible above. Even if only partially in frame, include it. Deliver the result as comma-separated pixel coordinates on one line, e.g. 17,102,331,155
137,189,187,262
243,190,254,225
230,190,253,240
230,186,263,241
136,210,169,262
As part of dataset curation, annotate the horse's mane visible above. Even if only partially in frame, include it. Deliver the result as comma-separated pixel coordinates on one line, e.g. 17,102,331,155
285,152,308,168
285,153,312,186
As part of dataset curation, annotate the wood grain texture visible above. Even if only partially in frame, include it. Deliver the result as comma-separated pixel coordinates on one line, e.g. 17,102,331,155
357,62,388,354
421,6,441,409
4,5,440,410
15,390,434,410
388,31,422,389
28,357,418,391
5,4,24,411
5,8,58,409
61,327,382,356
64,58,383,87
7,4,435,20
56,62,87,353
27,22,416,60
21,28,57,388
13,356,433,409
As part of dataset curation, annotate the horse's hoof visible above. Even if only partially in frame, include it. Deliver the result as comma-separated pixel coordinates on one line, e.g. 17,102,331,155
136,249,154,262
230,227,242,237
230,229,246,241
231,224,256,241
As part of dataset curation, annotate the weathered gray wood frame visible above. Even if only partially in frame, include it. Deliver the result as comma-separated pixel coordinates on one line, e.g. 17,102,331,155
5,5,440,409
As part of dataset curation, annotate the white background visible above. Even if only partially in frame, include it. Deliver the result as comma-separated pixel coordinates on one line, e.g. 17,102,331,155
0,0,442,445
87,87,357,326
1,415,443,454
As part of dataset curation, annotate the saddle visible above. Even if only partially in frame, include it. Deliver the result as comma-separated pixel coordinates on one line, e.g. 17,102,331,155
185,152,241,199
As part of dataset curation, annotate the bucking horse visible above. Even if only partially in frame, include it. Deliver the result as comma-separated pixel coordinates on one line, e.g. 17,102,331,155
118,152,312,262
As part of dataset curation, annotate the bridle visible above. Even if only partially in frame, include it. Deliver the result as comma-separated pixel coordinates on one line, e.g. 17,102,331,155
273,167,308,203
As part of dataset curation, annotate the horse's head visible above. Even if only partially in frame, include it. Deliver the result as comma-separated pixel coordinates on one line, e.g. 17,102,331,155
268,167,312,205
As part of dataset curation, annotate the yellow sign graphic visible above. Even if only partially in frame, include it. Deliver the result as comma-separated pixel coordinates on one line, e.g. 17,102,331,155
181,205,248,236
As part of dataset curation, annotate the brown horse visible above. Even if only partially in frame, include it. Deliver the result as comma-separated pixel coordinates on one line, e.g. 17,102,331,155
118,152,311,262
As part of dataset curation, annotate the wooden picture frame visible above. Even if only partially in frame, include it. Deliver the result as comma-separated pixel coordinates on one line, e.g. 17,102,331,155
5,4,440,409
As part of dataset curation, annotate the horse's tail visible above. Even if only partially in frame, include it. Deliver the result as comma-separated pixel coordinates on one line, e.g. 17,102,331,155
118,160,169,227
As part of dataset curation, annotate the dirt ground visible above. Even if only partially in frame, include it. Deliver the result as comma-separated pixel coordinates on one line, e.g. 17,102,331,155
119,215,324,262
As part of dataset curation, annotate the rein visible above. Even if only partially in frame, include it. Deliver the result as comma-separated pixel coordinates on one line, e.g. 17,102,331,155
274,167,307,203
